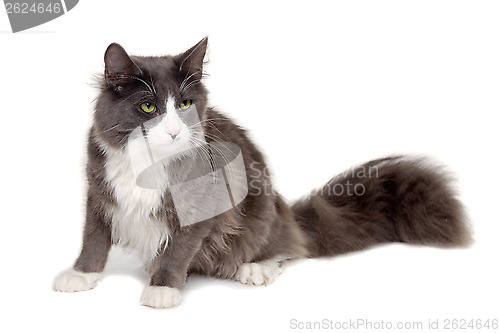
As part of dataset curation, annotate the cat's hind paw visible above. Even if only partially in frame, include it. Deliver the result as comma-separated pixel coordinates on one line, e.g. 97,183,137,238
53,268,100,292
140,286,182,309
236,260,283,286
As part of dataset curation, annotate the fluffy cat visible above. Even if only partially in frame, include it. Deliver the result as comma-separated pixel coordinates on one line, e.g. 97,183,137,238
53,37,471,308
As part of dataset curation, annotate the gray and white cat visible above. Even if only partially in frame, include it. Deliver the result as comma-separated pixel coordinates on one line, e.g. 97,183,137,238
53,37,471,308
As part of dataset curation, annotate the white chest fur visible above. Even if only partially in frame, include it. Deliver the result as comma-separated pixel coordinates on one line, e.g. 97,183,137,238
103,145,170,262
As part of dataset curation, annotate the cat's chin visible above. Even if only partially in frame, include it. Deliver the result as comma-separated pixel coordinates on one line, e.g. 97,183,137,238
149,140,192,163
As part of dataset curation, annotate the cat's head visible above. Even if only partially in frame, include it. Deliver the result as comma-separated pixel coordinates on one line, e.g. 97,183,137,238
94,38,209,158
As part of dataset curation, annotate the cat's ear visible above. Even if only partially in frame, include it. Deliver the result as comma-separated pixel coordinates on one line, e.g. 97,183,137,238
177,37,208,78
104,43,141,90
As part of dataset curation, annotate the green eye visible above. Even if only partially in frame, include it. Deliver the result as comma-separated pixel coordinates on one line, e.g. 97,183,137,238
140,102,156,113
179,99,192,110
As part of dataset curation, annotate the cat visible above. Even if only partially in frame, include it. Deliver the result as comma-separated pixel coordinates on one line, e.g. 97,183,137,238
53,37,471,308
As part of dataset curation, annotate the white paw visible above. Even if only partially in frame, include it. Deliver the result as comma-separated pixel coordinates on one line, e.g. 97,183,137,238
140,286,182,309
236,260,283,286
53,268,100,292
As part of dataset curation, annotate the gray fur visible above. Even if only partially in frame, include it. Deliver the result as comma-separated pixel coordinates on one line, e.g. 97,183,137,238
67,38,471,301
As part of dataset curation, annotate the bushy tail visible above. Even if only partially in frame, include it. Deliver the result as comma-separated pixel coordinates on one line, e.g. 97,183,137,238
292,156,472,258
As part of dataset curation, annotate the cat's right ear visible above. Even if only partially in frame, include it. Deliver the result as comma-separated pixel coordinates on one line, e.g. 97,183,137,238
104,43,141,91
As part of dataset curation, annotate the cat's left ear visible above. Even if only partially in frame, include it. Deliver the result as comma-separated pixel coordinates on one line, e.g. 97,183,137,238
177,37,208,79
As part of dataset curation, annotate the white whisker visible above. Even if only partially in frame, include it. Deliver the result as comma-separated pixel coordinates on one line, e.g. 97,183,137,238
180,71,200,92
130,76,154,93
182,79,201,92
116,90,153,106
191,135,234,180
101,124,120,133
149,73,157,94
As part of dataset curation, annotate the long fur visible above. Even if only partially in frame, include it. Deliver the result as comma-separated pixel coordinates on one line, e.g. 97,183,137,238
293,156,471,257
54,38,472,308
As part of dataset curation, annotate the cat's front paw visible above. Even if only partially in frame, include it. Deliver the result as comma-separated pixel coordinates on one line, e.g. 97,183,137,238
236,260,283,286
53,268,100,292
140,286,182,309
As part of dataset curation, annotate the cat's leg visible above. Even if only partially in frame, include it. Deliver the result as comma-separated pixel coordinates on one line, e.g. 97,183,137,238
140,225,210,309
235,257,285,286
53,199,112,292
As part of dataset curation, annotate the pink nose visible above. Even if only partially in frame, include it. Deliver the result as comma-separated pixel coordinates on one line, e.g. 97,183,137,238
167,129,180,140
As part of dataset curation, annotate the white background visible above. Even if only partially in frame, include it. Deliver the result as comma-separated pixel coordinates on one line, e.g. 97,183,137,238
1,1,499,332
